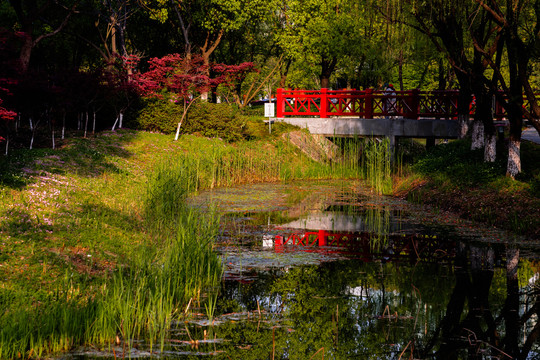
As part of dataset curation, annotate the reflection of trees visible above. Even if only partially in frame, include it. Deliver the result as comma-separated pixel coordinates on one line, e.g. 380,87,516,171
419,245,539,360
204,242,538,359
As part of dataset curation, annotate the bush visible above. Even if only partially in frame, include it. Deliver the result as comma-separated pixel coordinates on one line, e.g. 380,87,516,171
135,98,183,134
182,102,245,142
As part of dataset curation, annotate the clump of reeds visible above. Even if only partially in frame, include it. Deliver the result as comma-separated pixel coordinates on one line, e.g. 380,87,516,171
363,138,393,195
87,160,223,351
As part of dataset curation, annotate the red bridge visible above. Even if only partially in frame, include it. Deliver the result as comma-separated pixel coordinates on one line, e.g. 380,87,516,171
275,88,536,120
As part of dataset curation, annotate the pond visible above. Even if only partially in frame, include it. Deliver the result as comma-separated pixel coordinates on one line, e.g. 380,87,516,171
69,180,540,360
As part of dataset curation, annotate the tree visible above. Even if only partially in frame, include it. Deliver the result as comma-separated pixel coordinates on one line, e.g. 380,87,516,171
402,0,503,163
277,0,364,89
6,0,77,72
0,29,21,153
134,53,214,140
472,0,540,177
139,0,267,100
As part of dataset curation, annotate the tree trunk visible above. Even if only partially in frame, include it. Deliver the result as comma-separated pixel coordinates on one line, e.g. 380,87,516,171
19,36,33,73
471,120,484,150
280,59,292,88
84,111,89,138
320,76,330,89
62,111,65,139
200,30,224,101
503,247,520,358
458,114,470,139
398,50,404,91
506,137,521,178
320,57,337,90
484,133,496,162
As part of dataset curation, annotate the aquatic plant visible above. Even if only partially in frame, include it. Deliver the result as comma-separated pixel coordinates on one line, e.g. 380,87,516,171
363,137,393,195
86,161,223,351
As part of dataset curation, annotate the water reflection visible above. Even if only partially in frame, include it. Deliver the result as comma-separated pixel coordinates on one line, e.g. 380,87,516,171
212,202,540,359
215,241,539,359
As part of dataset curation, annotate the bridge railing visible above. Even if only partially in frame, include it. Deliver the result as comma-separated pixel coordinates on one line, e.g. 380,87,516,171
275,88,538,119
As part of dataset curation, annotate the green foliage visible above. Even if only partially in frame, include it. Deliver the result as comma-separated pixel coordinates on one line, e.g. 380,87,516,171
413,140,506,188
144,159,197,230
134,97,183,134
182,102,245,142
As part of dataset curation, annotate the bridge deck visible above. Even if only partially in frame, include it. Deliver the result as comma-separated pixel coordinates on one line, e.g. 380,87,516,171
277,116,460,139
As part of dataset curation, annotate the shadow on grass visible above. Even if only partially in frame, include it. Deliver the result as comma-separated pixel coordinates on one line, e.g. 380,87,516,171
0,130,139,189
412,140,507,188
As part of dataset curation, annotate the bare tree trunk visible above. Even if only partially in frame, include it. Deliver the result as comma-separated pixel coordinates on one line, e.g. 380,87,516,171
4,136,9,155
112,114,119,131
29,117,34,150
200,30,224,101
62,111,65,140
52,124,55,149
92,110,96,134
84,111,89,138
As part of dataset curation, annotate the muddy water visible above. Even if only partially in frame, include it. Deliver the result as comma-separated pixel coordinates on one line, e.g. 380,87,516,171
72,180,540,359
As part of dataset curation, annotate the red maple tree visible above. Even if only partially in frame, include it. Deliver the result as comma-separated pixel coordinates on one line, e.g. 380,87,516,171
134,54,256,140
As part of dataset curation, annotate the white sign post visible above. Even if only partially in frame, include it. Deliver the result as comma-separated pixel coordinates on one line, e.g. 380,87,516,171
264,102,275,134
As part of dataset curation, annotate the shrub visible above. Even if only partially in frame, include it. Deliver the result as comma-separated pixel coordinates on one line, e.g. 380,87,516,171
182,102,245,142
135,97,183,134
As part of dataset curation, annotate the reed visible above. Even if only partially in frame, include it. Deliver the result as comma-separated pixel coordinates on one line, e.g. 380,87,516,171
363,138,393,195
87,163,223,351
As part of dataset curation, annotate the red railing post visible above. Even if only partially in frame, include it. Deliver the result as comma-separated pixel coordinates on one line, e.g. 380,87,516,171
318,230,327,246
276,88,284,118
365,88,373,119
320,88,328,118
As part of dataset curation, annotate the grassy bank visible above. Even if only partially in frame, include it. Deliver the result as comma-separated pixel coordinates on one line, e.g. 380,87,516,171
0,129,364,358
393,139,540,240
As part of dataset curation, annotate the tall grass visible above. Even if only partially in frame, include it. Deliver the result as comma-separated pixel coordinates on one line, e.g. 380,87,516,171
87,162,223,351
363,138,393,195
0,152,223,358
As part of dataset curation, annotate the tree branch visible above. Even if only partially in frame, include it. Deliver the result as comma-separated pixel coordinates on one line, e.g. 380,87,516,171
474,0,507,26
33,3,77,46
